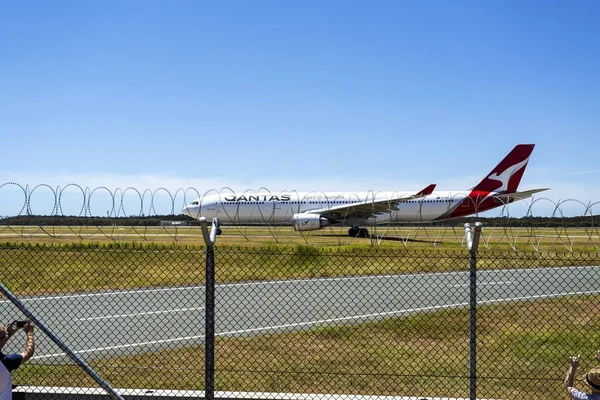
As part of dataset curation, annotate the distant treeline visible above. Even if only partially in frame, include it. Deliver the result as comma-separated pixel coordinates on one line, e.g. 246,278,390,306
442,216,600,227
1,215,599,227
0,214,200,227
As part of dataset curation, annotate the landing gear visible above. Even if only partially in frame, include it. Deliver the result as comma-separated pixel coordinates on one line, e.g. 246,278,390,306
217,228,222,235
348,227,369,238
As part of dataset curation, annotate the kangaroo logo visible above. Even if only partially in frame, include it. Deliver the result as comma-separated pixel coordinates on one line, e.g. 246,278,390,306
486,156,530,193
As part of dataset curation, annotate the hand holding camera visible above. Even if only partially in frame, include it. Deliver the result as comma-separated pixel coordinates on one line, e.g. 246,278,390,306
7,320,31,336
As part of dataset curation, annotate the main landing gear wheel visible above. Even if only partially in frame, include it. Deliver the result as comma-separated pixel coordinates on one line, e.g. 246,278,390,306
348,228,369,238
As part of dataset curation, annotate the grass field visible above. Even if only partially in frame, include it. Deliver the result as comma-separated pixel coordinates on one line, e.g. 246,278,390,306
1,240,597,296
2,223,600,252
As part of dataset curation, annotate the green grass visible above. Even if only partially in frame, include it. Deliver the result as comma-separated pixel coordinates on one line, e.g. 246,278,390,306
0,243,599,295
3,224,600,252
13,297,600,400
1,242,598,295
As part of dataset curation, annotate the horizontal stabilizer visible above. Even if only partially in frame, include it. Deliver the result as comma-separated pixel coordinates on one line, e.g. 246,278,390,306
494,188,550,202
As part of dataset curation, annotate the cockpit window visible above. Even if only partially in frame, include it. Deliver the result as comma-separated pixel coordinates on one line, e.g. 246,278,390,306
191,201,199,205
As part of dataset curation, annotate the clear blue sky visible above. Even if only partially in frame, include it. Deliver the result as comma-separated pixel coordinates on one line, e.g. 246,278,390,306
1,1,599,216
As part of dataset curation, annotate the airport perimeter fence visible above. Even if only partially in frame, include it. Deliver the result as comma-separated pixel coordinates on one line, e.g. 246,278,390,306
5,181,600,252
0,235,598,400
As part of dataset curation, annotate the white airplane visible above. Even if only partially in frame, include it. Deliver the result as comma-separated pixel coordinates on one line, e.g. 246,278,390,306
182,144,549,237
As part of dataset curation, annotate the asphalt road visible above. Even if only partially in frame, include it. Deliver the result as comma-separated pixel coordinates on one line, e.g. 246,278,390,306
0,266,598,363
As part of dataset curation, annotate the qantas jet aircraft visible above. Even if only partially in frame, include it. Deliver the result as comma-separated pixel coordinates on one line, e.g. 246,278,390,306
181,144,548,237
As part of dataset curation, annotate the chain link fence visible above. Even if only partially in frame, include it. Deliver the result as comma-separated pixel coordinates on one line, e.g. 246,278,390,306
0,234,598,399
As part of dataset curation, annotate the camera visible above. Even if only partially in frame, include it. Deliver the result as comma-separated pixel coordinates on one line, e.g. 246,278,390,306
15,321,28,328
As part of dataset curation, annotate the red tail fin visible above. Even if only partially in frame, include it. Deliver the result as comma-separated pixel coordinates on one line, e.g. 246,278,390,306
471,144,535,193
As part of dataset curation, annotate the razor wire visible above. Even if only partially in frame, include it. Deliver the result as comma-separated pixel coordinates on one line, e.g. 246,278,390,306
2,182,600,251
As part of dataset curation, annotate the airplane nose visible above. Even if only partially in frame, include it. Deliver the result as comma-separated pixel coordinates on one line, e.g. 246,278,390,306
181,206,190,216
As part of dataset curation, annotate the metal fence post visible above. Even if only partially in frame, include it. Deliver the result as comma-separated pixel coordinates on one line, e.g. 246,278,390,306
464,222,482,400
200,217,219,400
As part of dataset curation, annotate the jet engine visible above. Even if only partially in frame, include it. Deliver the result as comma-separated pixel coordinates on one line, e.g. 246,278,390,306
292,213,330,231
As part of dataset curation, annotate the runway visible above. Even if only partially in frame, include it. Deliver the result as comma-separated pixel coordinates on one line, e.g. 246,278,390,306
0,265,598,363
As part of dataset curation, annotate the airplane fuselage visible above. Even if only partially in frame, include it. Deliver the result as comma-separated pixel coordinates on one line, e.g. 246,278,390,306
182,190,501,227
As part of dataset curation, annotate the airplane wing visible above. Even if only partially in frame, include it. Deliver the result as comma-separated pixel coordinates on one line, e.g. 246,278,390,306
493,188,550,203
307,184,436,221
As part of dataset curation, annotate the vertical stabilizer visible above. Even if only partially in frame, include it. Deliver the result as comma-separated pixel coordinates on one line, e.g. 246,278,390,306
471,144,535,193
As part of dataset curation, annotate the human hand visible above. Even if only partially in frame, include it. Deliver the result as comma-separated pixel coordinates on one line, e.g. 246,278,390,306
6,321,21,336
595,350,600,363
23,321,33,334
571,355,580,369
